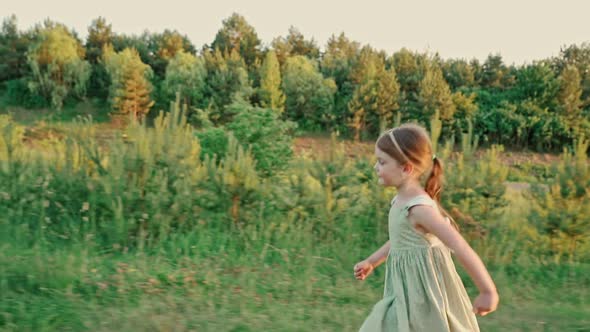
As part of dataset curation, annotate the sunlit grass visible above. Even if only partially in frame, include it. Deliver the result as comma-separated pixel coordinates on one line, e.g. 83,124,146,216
0,106,588,331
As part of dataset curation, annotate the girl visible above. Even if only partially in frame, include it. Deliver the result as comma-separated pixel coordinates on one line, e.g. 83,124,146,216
354,124,499,331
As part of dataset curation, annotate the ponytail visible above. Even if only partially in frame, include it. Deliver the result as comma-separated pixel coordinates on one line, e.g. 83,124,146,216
425,157,460,231
425,157,443,202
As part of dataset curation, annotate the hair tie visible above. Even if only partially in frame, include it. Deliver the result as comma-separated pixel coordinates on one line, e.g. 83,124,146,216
432,154,437,161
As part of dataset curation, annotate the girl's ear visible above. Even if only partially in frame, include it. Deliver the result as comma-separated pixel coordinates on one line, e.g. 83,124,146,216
402,163,414,175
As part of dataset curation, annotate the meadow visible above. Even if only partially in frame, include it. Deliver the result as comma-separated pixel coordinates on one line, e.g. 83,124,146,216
1,101,589,332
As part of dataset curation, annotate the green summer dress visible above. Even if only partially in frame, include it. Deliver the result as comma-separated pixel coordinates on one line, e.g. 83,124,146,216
359,194,480,332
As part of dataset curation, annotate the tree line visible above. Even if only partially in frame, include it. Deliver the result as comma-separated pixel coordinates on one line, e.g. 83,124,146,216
1,13,589,151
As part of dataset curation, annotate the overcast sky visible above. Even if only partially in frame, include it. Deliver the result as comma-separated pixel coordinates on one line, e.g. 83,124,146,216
4,0,590,65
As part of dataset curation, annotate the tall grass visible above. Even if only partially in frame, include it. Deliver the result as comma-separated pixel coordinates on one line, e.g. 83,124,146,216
1,102,588,331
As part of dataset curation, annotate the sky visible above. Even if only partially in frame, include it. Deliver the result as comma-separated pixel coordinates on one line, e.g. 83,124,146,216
3,0,590,65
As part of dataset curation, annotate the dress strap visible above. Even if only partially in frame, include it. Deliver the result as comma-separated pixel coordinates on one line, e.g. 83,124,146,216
390,195,397,206
401,195,436,217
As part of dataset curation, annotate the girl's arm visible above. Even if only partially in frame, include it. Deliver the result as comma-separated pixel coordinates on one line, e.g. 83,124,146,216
365,240,390,268
408,205,499,315
354,240,390,280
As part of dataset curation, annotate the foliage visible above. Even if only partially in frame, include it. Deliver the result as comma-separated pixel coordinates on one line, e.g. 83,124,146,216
225,101,297,176
257,50,285,114
2,15,590,331
348,46,400,139
162,50,206,108
0,15,31,82
202,49,252,122
271,26,320,66
26,22,91,109
195,126,229,162
282,56,336,131
2,15,590,149
211,13,261,68
418,61,455,123
103,47,154,120
529,138,590,262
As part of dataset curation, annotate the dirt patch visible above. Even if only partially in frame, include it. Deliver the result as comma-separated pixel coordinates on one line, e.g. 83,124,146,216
293,136,561,166
293,136,374,159
494,150,560,166
22,122,121,149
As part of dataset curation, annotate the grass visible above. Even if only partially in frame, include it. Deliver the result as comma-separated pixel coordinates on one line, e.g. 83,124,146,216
2,189,588,331
0,98,111,126
2,246,588,331
0,103,588,331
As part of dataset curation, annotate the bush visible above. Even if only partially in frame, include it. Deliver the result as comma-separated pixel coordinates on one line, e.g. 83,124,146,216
529,139,590,262
4,78,47,108
225,101,297,176
195,126,229,162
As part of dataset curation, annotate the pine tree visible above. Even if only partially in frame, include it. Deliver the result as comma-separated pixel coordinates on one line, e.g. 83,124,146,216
557,65,583,134
479,54,509,88
530,139,590,262
282,56,336,129
0,15,31,82
114,67,154,121
390,49,426,122
104,47,154,122
149,30,195,78
211,13,261,68
271,26,320,66
162,50,206,108
86,17,113,64
202,49,252,122
347,46,400,138
441,58,475,90
258,50,285,114
418,62,455,123
321,33,360,132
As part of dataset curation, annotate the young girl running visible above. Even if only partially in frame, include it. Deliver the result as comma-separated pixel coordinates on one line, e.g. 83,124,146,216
354,123,499,331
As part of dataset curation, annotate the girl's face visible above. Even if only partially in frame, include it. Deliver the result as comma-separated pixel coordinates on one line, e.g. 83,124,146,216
374,146,407,187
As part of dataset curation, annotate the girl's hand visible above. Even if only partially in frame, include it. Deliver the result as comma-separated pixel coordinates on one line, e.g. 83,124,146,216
354,260,374,281
472,290,499,316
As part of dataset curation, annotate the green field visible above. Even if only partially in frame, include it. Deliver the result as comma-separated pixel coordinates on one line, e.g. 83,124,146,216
1,105,589,332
